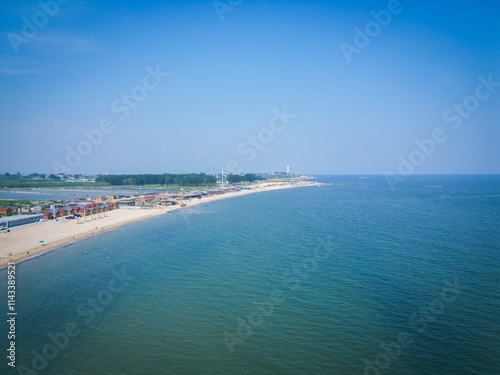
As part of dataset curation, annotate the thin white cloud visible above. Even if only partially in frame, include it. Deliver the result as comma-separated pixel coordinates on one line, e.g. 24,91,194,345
0,56,43,75
0,30,97,74
0,67,43,75
32,32,97,53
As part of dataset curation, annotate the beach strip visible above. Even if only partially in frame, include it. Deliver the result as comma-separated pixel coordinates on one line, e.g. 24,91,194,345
0,180,320,269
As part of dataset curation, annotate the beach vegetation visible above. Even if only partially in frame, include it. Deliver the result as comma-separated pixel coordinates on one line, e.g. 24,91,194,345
226,173,260,183
0,200,33,208
96,173,217,186
0,174,109,188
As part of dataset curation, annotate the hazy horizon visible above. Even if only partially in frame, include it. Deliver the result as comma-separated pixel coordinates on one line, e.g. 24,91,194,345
1,171,500,177
1,0,498,176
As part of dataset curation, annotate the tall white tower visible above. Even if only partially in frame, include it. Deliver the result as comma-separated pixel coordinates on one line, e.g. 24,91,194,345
286,165,290,175
221,166,224,188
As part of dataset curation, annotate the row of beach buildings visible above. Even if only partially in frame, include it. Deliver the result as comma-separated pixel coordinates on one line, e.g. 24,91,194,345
0,201,120,229
0,187,243,228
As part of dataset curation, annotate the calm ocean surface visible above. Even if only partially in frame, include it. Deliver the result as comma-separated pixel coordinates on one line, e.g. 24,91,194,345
1,175,499,375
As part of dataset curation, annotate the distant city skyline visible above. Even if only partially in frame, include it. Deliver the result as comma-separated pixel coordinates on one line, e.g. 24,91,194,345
1,0,499,175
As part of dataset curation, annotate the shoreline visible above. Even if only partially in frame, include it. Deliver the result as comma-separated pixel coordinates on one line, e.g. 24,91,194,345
0,180,320,269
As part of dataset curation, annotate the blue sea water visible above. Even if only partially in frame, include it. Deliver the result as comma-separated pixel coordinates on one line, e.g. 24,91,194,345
1,175,499,375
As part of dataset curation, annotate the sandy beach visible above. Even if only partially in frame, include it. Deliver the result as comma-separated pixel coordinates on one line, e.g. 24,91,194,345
0,180,319,269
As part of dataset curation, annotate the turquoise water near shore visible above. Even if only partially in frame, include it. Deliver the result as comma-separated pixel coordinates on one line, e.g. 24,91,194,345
1,175,499,374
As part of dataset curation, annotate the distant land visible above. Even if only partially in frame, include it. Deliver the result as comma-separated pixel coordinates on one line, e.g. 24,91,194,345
0,172,297,189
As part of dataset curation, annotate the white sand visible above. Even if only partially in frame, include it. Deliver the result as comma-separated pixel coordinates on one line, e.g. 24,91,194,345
0,180,319,268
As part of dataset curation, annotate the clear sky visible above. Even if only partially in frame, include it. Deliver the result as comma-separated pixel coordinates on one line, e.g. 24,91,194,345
0,0,499,175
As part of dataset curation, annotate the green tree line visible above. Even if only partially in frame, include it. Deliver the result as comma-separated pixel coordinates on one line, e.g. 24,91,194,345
96,173,217,186
225,174,260,183
0,176,107,188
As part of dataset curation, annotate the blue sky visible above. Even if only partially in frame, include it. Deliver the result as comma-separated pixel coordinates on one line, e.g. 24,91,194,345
0,0,499,175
